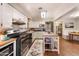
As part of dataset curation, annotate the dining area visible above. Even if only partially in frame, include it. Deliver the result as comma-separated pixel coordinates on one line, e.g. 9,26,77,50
69,32,79,41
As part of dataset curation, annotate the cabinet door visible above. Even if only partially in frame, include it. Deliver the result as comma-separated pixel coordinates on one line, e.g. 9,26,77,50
0,4,1,25
2,4,13,28
0,3,2,26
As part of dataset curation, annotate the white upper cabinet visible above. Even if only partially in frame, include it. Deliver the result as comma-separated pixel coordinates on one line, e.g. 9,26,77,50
0,3,27,28
2,3,13,28
0,4,1,25
0,3,3,26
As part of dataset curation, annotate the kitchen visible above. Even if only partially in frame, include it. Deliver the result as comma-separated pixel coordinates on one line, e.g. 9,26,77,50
0,3,79,56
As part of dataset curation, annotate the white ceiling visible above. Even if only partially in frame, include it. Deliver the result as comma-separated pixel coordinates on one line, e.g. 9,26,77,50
10,3,79,21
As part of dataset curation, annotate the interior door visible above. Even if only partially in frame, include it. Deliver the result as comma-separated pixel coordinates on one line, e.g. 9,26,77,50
57,23,62,36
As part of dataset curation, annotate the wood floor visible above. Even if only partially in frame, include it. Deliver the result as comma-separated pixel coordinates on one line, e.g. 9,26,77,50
44,37,79,56
44,51,58,56
60,38,79,56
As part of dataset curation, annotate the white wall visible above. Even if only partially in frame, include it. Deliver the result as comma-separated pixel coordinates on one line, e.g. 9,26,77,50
62,19,76,35
29,18,54,28
29,20,45,28
75,18,79,31
54,17,77,39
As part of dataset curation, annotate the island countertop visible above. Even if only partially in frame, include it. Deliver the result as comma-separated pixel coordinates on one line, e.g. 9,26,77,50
0,38,16,49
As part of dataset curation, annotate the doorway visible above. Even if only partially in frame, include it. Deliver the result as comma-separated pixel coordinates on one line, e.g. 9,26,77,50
57,23,63,37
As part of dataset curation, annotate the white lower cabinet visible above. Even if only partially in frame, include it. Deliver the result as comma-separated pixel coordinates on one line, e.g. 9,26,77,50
43,34,60,54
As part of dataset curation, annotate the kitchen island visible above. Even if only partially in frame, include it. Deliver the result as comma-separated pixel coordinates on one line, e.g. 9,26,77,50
0,38,16,56
26,32,59,56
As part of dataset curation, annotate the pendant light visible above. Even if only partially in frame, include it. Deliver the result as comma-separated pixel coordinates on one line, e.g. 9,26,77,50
38,7,47,19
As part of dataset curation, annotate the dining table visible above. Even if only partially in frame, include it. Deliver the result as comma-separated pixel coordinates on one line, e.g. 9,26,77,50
69,32,79,40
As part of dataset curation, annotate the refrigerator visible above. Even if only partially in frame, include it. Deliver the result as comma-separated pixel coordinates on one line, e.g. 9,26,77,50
45,21,53,32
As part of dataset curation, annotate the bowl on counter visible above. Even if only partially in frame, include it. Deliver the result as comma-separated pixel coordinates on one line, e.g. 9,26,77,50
0,35,10,41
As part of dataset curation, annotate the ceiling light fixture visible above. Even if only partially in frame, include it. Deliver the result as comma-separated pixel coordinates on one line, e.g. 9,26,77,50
38,7,47,19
